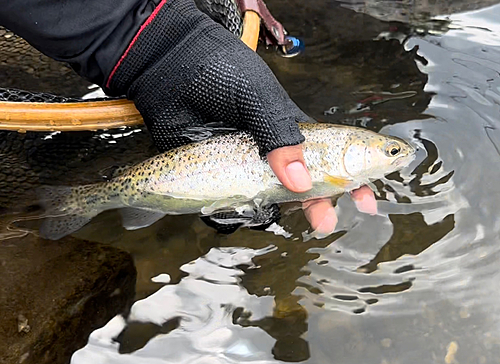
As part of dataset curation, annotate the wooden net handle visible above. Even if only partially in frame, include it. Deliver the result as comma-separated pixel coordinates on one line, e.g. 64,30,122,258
0,11,261,132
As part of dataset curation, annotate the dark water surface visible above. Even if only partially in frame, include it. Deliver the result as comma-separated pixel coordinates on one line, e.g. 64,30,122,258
3,0,500,363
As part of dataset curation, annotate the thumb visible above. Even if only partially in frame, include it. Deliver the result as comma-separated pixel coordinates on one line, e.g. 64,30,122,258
267,144,312,193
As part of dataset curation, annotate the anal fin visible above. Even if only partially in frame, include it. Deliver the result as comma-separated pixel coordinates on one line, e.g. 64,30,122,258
119,208,166,230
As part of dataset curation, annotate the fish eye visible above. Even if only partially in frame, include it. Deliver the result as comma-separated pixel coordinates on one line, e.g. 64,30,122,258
385,142,401,157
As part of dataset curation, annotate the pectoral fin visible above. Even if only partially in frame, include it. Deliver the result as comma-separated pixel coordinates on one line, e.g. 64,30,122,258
323,173,353,189
119,208,166,230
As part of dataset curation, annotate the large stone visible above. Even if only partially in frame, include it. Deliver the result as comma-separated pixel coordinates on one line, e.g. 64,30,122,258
0,235,136,364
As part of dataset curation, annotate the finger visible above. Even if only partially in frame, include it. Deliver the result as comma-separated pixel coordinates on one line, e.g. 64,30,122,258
350,186,377,215
303,198,338,235
267,144,312,193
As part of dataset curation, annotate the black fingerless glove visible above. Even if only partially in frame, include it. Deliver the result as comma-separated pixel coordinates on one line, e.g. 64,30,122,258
105,0,308,154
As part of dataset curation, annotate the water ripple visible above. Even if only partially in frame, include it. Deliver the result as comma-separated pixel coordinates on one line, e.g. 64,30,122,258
73,247,278,364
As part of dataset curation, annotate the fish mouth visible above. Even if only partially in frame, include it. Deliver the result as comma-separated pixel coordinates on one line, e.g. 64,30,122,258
392,150,416,168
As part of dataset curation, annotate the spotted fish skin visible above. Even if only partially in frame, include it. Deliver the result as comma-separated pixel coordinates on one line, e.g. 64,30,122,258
38,123,416,239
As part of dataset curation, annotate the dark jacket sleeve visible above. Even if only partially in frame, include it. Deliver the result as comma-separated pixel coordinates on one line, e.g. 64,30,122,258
0,0,160,87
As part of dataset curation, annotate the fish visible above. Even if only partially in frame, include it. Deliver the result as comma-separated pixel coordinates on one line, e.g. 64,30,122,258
37,123,416,240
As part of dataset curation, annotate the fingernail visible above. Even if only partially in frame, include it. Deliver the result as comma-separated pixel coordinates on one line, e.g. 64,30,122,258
285,161,312,192
315,207,338,235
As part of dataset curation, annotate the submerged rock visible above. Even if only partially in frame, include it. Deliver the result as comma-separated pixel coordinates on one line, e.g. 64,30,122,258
0,235,136,364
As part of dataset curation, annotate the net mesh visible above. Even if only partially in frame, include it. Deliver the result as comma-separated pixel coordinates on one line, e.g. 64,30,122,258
0,27,94,99
0,87,82,103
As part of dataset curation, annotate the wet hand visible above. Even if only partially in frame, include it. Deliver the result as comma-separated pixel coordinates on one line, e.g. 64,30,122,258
267,145,378,235
350,185,378,215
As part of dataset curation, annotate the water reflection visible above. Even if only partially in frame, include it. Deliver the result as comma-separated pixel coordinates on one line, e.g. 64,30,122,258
72,247,280,364
358,212,455,273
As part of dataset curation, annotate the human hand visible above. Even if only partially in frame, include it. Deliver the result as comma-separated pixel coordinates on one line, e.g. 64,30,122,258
105,0,308,154
103,0,377,234
268,145,378,235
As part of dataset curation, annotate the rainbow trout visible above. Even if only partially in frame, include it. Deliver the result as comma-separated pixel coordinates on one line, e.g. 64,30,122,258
39,123,416,240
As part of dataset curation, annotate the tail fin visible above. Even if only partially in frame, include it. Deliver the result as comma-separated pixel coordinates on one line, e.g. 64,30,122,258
37,185,96,240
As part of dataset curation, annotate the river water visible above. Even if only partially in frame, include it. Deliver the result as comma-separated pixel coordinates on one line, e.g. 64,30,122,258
4,0,500,363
